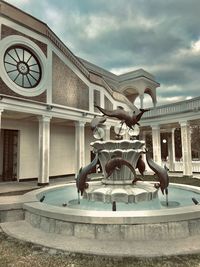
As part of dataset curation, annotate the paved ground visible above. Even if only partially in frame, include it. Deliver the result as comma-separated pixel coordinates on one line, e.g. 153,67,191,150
2,220,200,258
0,176,75,196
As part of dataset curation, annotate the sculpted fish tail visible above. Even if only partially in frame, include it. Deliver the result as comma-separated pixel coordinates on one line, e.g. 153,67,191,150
123,160,137,177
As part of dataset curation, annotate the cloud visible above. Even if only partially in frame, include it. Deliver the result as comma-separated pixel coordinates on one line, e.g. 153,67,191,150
4,0,200,106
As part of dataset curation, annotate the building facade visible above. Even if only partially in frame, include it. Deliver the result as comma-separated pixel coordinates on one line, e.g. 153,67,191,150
0,1,160,184
1,1,199,185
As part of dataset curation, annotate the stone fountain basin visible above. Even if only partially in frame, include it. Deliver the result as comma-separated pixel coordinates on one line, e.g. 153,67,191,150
23,182,200,241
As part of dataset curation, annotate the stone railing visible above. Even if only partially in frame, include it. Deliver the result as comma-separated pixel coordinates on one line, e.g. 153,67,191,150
166,161,200,173
142,96,200,119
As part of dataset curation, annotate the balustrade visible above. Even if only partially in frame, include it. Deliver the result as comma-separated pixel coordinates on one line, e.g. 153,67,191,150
143,96,200,118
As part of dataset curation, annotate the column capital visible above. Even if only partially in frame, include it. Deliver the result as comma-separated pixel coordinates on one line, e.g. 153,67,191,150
151,124,160,130
180,120,190,127
104,124,111,130
0,109,4,113
38,115,52,123
75,121,86,128
171,128,176,133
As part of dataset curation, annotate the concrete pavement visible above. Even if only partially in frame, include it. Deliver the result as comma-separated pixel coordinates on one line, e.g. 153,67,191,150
2,220,200,257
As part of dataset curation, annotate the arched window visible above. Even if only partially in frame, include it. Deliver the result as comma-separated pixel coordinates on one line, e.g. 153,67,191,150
4,45,42,88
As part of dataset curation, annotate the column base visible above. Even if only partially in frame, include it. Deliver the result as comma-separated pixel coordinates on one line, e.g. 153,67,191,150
182,175,193,178
37,182,49,186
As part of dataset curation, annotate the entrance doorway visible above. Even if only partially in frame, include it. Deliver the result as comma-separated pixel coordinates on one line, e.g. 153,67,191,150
1,129,19,181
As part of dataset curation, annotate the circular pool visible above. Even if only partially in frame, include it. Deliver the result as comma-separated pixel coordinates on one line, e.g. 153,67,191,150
23,182,200,242
35,181,200,211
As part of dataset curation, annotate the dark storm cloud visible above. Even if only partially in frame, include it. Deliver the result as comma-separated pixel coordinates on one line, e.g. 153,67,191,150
6,0,200,105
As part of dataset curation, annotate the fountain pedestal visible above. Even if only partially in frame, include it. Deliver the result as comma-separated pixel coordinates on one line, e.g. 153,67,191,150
83,140,158,203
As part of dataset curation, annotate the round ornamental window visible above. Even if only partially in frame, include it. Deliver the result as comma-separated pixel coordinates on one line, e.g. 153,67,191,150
4,46,42,88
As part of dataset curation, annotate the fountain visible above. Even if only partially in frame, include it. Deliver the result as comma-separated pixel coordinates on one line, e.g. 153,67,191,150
84,140,158,204
22,106,200,255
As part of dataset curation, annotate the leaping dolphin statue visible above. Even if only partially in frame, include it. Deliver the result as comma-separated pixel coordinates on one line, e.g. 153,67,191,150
145,148,169,194
76,152,99,196
136,155,146,177
95,105,149,129
105,154,142,184
90,115,107,132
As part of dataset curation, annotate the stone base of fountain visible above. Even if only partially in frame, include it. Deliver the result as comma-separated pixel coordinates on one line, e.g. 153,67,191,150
83,181,158,203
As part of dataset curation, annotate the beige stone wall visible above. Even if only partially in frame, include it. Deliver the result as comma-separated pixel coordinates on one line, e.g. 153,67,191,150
50,124,75,177
0,131,3,175
1,24,47,56
52,53,89,110
0,78,47,102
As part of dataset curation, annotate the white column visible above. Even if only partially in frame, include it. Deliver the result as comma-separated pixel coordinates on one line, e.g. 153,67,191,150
139,130,149,171
0,110,3,179
140,94,144,109
75,121,85,174
168,131,174,171
180,121,193,177
100,92,105,108
0,109,4,133
124,130,129,140
89,88,94,113
103,125,111,140
38,115,51,185
140,130,146,142
151,125,162,166
171,128,176,164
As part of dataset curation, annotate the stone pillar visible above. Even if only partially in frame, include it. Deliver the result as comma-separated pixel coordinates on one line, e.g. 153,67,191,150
140,94,144,109
124,130,130,140
151,125,162,166
38,115,51,185
140,130,146,142
168,130,175,171
75,121,85,174
0,109,3,134
180,121,193,177
0,109,4,176
89,88,94,113
100,91,105,108
103,125,111,141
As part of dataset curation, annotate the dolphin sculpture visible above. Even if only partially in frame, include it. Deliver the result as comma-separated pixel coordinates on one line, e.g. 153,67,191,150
136,155,146,177
95,105,150,129
105,154,142,184
90,115,107,132
145,148,169,194
76,152,99,196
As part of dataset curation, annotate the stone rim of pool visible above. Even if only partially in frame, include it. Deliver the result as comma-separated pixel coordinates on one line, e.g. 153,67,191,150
22,182,200,242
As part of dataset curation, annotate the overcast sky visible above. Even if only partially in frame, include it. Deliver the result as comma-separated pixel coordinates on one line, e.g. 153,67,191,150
5,0,200,107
